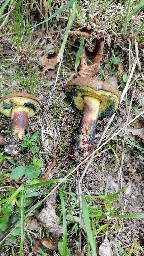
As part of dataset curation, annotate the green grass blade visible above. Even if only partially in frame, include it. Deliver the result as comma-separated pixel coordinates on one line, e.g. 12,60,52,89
60,192,68,256
129,0,144,20
0,186,22,213
119,131,144,152
48,0,52,16
124,0,131,32
82,195,97,256
134,20,144,36
19,185,24,255
32,0,76,29
0,0,11,16
57,2,76,62
112,213,144,219
24,179,63,189
116,243,127,256
75,37,84,72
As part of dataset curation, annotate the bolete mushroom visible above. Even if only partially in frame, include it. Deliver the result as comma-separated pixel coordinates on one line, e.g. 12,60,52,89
0,92,40,140
65,76,120,149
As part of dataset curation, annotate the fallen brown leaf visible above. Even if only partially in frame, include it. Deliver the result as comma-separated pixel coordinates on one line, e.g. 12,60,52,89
27,219,38,231
32,239,43,255
39,56,57,73
78,38,103,77
99,237,112,256
38,192,63,237
126,128,144,139
32,237,58,254
41,237,58,251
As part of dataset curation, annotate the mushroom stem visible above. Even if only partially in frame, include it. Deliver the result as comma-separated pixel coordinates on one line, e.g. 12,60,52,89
11,106,29,140
75,96,100,148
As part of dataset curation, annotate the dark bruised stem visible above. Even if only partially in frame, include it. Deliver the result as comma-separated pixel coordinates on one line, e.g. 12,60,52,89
11,107,29,140
74,96,100,149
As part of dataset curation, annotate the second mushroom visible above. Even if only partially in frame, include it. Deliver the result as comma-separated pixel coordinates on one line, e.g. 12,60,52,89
0,92,40,140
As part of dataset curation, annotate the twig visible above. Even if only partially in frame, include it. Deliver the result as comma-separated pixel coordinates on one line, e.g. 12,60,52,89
135,40,141,71
120,59,137,103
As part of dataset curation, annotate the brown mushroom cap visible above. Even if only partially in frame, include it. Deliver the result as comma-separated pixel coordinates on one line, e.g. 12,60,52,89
65,77,120,117
0,92,40,118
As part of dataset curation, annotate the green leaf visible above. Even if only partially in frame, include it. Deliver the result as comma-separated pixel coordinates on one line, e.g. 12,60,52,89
10,166,25,180
11,227,21,236
30,131,39,141
25,165,40,180
25,191,39,198
82,195,97,256
0,152,5,163
123,73,128,83
33,157,43,168
0,213,10,231
111,57,119,65
31,145,37,154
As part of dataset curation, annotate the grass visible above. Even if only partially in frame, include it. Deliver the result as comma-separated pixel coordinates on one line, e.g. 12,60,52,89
0,0,144,255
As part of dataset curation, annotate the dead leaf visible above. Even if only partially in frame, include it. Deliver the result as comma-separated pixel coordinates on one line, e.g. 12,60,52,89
38,191,63,237
27,219,38,231
41,237,58,251
126,128,144,140
99,237,112,256
32,237,57,254
32,239,43,255
39,56,57,73
124,183,132,195
107,76,118,88
78,38,103,77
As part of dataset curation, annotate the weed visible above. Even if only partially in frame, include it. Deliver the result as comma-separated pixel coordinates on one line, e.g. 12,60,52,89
21,132,39,154
10,157,42,181
14,68,40,93
124,0,144,35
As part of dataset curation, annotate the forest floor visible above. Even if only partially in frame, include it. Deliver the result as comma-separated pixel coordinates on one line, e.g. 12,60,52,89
0,1,144,255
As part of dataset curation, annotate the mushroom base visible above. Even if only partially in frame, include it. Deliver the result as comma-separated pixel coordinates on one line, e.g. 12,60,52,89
11,107,29,140
74,96,100,149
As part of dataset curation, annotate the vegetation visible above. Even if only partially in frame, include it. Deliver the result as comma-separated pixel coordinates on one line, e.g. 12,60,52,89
0,0,144,255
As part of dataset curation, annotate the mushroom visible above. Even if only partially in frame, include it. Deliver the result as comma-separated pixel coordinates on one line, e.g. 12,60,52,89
65,76,120,149
0,92,40,140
